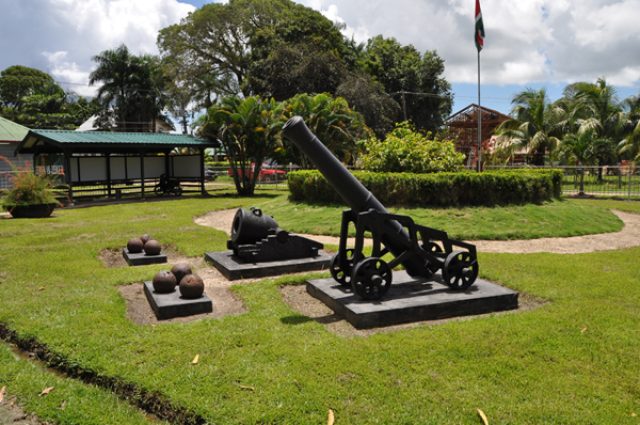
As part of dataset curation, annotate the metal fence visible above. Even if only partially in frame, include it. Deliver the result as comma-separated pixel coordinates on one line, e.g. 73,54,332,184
485,164,640,199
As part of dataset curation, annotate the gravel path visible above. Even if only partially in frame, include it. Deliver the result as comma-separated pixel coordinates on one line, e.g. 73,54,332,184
195,209,640,254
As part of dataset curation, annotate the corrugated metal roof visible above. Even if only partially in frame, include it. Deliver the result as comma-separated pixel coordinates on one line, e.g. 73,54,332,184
0,116,29,142
30,129,211,146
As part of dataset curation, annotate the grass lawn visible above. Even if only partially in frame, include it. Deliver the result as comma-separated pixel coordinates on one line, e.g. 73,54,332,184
0,194,639,424
254,196,623,240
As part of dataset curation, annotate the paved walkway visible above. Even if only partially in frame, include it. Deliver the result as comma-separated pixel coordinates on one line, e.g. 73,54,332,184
194,209,640,254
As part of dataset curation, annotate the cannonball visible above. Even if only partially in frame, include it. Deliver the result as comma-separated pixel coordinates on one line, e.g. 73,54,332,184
144,239,162,256
179,274,205,299
140,234,151,244
171,263,192,284
152,270,177,293
127,238,144,253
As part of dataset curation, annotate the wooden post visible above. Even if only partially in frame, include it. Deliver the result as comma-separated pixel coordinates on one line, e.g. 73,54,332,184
199,147,206,195
140,151,145,199
63,151,73,204
106,153,112,198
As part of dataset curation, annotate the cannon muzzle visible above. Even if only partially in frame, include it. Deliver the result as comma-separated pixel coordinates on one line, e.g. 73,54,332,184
231,207,279,246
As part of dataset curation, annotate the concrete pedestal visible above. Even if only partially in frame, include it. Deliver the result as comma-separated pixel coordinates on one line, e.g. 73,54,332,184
307,271,519,329
143,281,213,320
122,249,167,266
204,250,332,280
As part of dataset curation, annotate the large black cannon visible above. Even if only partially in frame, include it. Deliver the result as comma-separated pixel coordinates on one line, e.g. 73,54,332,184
282,116,479,300
227,207,323,262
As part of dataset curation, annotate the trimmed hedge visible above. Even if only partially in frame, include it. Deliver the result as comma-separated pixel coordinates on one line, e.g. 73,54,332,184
288,169,563,207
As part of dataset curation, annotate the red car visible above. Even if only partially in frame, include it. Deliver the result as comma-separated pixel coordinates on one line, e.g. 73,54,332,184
227,163,287,182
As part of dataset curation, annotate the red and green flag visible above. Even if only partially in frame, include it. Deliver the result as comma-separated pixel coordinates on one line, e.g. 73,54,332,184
475,0,485,51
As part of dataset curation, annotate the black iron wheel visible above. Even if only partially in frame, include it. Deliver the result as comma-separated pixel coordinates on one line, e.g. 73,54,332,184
173,186,183,196
442,250,479,290
153,185,163,196
329,249,355,286
351,257,392,300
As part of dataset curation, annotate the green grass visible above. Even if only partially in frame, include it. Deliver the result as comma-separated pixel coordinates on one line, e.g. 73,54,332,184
254,196,623,240
0,344,166,424
0,195,639,423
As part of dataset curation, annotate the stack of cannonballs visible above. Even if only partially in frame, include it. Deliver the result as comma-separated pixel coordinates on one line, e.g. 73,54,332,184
127,234,162,256
152,263,205,299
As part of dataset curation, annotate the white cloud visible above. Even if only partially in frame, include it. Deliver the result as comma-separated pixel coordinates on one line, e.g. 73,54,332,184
0,0,195,96
297,0,640,88
1,0,639,103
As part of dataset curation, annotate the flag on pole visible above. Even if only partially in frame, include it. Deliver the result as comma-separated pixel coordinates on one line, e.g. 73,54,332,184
475,0,485,51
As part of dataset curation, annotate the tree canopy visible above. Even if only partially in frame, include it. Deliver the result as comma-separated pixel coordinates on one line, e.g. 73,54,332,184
89,44,170,132
157,0,451,135
0,65,97,129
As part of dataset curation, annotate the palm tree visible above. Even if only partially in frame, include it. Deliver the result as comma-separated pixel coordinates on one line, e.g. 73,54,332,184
202,96,284,196
281,93,368,167
619,95,640,162
89,45,168,132
567,78,624,178
556,125,605,195
494,88,560,165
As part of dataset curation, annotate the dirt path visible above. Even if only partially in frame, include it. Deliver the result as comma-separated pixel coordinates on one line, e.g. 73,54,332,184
195,209,640,254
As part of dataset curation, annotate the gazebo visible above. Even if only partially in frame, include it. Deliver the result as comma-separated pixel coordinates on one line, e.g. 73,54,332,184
15,130,218,202
446,104,510,168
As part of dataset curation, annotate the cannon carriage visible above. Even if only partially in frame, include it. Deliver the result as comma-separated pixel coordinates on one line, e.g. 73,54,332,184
282,116,479,301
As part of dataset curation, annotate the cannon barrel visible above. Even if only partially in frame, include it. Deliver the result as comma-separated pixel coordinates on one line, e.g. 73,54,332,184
282,116,425,276
231,207,279,245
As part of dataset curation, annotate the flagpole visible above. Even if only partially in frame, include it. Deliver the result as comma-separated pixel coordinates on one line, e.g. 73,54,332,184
477,50,482,172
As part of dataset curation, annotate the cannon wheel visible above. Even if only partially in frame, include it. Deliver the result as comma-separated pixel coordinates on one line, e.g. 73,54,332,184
442,251,478,290
330,249,356,286
351,257,392,300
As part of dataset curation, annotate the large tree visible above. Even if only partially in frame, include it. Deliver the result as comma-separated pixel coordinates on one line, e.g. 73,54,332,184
0,65,97,129
157,0,351,103
358,36,452,132
89,44,169,132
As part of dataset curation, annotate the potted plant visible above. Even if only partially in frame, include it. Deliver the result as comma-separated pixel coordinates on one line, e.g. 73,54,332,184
2,171,60,218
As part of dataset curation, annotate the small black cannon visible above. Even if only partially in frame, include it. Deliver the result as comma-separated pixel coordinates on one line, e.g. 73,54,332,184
227,207,323,262
282,116,479,300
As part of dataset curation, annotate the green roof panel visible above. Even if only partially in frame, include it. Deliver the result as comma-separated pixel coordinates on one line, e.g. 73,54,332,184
32,130,212,146
0,116,29,142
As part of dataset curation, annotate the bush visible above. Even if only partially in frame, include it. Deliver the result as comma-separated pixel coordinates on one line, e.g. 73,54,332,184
288,169,563,207
360,122,465,173
2,172,59,207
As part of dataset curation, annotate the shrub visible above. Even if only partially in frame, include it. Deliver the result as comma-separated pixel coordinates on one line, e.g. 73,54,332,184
288,169,563,207
3,171,59,207
360,122,465,173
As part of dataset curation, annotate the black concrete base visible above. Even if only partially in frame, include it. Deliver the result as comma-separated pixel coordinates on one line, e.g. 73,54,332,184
204,250,332,280
143,281,213,320
122,249,167,266
307,271,519,329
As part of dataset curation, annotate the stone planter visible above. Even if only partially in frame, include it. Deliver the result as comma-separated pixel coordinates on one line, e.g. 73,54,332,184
4,203,57,218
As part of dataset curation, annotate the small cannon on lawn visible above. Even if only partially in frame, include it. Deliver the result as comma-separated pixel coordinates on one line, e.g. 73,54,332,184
227,207,323,262
282,116,479,300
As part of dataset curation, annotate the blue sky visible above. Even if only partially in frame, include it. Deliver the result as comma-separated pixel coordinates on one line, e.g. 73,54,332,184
1,0,639,117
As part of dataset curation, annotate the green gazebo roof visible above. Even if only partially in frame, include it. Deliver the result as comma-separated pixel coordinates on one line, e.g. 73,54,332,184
16,130,217,154
0,116,29,142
